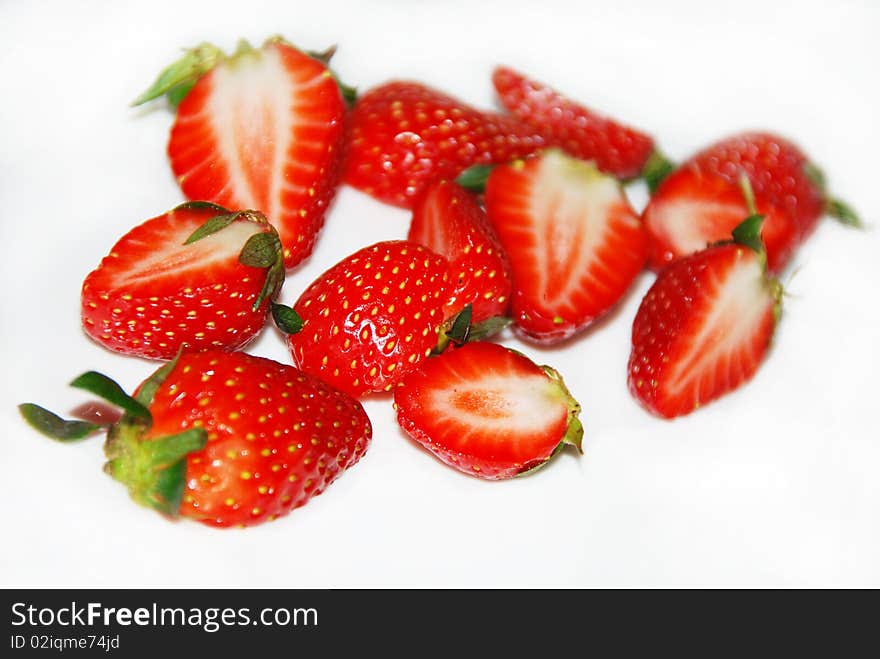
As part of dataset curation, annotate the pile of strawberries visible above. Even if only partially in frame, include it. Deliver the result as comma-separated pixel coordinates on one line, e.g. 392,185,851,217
20,37,858,528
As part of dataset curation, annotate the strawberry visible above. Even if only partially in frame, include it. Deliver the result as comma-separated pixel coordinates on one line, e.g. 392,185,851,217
19,350,372,527
482,149,648,344
492,66,659,180
628,214,782,419
134,37,349,268
643,132,860,273
408,178,512,325
394,341,583,480
279,240,451,397
343,80,547,208
81,202,284,360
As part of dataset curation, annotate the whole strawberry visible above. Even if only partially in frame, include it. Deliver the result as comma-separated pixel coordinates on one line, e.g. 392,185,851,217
81,202,284,360
134,37,349,268
408,178,512,325
643,132,860,272
19,350,372,528
492,66,658,180
628,214,782,418
281,240,451,397
394,341,583,480
343,80,547,208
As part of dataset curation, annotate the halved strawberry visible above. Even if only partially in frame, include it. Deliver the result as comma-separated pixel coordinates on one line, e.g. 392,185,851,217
394,341,582,480
408,179,512,325
492,66,658,180
280,240,451,397
483,149,648,344
343,80,547,208
643,132,860,273
628,215,782,418
82,202,284,360
134,37,348,268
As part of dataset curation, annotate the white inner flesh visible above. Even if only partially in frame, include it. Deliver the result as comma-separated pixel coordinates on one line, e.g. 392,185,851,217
667,253,770,392
208,48,295,220
650,198,743,254
527,152,624,306
426,373,564,436
113,221,262,288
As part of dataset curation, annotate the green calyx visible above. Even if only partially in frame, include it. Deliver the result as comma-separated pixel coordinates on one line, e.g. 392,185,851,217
804,161,863,228
183,208,285,312
303,44,358,107
271,303,304,335
455,165,495,193
517,364,584,478
17,352,207,519
641,150,676,194
434,305,512,354
132,42,225,108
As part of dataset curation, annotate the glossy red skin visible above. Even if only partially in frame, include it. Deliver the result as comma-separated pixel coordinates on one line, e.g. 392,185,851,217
142,351,372,528
168,41,347,268
484,152,648,344
492,66,654,179
288,240,451,397
409,179,512,323
343,81,547,208
394,341,569,480
627,244,778,419
643,132,826,272
81,205,272,360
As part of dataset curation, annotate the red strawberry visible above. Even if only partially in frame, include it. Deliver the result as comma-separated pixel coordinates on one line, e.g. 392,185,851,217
628,215,782,418
492,66,658,180
134,38,348,268
408,178,512,324
281,240,451,397
394,341,582,480
483,149,648,344
19,350,372,528
643,132,860,273
81,202,284,360
343,80,547,208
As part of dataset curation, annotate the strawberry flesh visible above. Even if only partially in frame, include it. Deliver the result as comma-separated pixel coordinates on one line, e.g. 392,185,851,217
409,179,512,323
168,40,347,268
628,243,780,418
394,341,582,480
484,149,648,344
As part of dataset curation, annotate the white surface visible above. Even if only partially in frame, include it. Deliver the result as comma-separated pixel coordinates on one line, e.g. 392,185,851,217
1,0,878,588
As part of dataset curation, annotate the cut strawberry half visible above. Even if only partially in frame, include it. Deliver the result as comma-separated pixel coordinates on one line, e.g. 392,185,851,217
492,66,658,180
82,202,284,359
135,38,348,269
394,341,583,480
628,215,782,418
643,167,799,273
483,149,648,344
642,132,860,273
408,178,512,325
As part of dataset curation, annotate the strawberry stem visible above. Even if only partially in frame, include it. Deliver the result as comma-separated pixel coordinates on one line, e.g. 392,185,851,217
132,42,224,108
456,165,495,193
641,150,676,193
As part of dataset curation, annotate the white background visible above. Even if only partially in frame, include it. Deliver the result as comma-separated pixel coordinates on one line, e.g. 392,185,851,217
1,0,878,588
